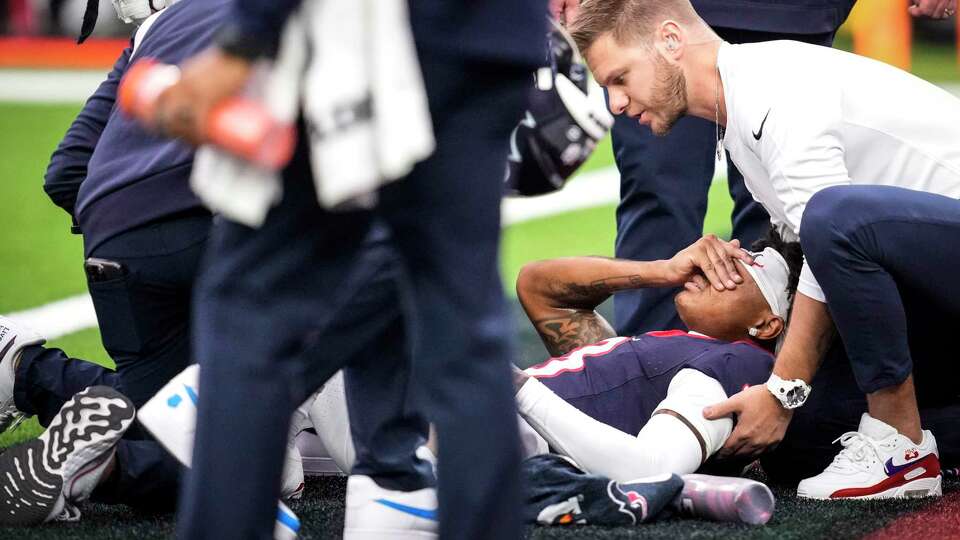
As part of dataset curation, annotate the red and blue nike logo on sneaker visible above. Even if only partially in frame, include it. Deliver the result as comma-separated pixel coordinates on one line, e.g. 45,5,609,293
884,453,930,477
831,453,940,498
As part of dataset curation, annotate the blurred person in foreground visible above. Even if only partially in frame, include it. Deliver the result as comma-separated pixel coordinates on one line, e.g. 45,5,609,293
135,0,548,538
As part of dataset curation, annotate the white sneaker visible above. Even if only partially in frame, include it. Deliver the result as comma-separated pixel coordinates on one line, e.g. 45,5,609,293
797,413,942,500
138,364,200,465
0,316,46,432
0,386,136,525
343,475,438,540
139,364,307,500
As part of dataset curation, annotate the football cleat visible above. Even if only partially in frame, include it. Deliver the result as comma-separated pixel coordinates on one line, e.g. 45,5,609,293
139,364,307,500
677,474,775,525
797,413,941,500
140,365,304,538
0,316,46,433
343,474,438,540
137,364,199,465
0,386,135,525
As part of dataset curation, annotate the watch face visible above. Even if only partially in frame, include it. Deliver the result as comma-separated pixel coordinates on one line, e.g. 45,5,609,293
784,385,808,408
768,378,810,409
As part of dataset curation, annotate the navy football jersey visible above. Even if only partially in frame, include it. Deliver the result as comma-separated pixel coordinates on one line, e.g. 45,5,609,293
524,331,774,437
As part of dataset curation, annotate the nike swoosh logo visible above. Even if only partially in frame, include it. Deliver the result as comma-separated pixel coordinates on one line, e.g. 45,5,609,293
884,455,930,476
752,109,771,140
184,384,198,406
169,384,199,408
375,498,439,521
276,506,301,532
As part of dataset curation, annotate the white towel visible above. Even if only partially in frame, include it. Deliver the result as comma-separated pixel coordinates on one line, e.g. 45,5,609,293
191,0,434,227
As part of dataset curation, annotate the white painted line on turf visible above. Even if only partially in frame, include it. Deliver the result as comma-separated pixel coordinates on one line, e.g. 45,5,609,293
1,166,622,340
0,70,108,103
502,166,620,226
3,293,98,340
2,68,958,105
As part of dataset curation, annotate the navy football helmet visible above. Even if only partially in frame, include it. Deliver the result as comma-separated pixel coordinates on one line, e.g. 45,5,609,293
505,21,613,197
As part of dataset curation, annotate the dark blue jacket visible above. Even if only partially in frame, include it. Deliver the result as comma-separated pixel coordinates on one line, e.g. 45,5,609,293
692,0,857,35
44,0,229,254
221,0,549,66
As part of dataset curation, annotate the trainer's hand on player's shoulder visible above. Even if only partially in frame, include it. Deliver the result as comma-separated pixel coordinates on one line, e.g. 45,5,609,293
154,48,253,144
703,384,792,459
665,236,753,291
908,0,956,19
549,0,581,26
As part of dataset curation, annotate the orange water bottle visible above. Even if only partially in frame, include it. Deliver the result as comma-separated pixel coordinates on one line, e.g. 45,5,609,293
118,58,296,170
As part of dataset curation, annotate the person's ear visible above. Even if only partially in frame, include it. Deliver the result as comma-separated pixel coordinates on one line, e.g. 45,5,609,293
659,21,684,59
750,315,784,341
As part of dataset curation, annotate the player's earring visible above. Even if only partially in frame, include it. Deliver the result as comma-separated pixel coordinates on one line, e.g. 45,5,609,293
748,327,760,337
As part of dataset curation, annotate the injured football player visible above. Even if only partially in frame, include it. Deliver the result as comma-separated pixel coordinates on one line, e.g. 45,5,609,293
511,227,801,482
306,228,802,526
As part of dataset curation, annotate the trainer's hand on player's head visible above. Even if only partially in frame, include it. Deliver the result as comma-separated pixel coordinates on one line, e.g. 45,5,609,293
908,0,956,18
549,0,581,26
703,384,792,459
154,47,253,144
666,236,753,291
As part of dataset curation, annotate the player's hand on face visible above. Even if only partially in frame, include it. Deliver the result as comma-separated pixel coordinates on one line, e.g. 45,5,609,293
666,236,753,291
908,0,956,19
154,48,253,144
703,384,793,459
549,0,581,26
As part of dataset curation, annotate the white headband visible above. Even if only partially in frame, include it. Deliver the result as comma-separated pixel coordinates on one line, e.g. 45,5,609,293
736,247,790,320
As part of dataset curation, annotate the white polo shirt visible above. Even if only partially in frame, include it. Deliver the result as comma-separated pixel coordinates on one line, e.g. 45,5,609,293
718,40,960,302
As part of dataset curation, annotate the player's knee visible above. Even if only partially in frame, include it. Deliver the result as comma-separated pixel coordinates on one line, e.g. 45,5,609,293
800,187,859,258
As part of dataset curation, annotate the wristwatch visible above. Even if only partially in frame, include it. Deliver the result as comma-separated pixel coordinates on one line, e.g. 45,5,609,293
766,374,812,409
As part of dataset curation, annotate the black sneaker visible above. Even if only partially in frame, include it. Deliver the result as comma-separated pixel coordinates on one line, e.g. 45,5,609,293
0,386,135,525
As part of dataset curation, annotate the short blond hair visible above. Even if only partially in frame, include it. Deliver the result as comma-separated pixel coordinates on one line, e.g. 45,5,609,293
570,0,701,54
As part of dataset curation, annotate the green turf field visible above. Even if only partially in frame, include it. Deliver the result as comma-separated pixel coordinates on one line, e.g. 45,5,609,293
2,40,959,535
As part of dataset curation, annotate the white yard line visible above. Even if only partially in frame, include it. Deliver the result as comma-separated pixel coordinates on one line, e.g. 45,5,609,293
502,166,620,225
1,69,958,104
0,70,108,103
2,166,623,339
3,293,98,340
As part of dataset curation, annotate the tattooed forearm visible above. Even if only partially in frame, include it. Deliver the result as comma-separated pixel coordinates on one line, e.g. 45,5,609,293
549,274,647,309
533,311,617,357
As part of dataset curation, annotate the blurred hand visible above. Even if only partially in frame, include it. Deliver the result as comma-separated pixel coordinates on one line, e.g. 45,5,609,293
665,236,753,291
154,48,253,145
703,384,793,458
549,0,581,26
908,0,956,18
